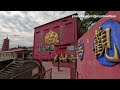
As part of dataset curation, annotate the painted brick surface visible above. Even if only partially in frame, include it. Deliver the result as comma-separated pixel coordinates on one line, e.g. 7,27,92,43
77,11,120,79
33,13,83,61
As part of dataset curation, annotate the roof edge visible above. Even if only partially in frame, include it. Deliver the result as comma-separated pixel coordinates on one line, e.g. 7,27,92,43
34,13,78,29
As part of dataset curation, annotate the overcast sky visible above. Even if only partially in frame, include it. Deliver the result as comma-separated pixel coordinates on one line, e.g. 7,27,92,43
0,11,85,49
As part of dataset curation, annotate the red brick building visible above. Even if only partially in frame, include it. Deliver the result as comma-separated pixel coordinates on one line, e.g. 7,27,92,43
2,37,9,51
33,13,84,61
33,13,85,79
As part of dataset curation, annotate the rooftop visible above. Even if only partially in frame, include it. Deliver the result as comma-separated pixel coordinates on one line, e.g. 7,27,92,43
34,13,78,29
0,48,26,53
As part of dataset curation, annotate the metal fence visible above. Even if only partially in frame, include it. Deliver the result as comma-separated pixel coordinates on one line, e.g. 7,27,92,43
36,68,52,79
11,69,34,79
11,65,52,79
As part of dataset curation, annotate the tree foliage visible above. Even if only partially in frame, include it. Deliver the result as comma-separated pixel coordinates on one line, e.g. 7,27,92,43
80,11,108,32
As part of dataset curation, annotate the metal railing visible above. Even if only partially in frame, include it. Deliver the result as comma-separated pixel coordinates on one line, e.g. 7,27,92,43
10,63,42,79
11,68,34,79
35,68,52,79
11,64,43,79
8,64,52,79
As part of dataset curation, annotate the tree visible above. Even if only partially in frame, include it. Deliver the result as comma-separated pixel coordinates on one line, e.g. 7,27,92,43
18,45,21,48
80,11,108,32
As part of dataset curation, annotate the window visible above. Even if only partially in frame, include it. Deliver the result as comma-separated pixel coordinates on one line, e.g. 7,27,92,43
8,53,10,58
11,53,14,58
67,45,76,51
45,46,49,51
38,45,55,52
2,54,5,58
38,46,44,52
49,45,55,51
6,54,8,58
18,53,23,58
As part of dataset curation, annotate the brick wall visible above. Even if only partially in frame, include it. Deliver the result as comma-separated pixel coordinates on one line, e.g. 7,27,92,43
77,11,120,79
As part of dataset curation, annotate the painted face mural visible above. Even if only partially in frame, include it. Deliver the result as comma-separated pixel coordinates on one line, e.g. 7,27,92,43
93,20,120,66
78,40,84,60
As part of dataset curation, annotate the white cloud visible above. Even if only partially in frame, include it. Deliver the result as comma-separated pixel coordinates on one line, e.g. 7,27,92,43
0,11,85,49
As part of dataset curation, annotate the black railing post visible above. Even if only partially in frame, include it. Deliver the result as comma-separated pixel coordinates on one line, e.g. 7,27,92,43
58,58,60,71
50,68,52,79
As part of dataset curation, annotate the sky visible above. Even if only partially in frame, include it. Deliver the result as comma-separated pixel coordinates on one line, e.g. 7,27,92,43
0,11,85,49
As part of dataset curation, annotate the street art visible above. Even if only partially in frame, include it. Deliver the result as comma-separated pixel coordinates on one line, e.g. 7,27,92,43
93,20,120,66
45,30,59,45
78,40,84,60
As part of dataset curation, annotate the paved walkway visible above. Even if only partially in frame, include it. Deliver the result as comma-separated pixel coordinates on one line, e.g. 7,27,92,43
42,61,70,79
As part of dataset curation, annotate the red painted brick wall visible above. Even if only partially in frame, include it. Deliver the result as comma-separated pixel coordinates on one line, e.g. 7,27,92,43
77,11,120,79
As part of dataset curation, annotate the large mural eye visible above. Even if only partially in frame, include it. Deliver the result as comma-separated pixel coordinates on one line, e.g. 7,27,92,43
45,30,59,45
78,40,84,60
93,20,120,66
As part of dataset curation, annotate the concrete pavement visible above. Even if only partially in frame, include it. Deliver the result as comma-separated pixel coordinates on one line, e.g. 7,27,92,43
42,61,70,79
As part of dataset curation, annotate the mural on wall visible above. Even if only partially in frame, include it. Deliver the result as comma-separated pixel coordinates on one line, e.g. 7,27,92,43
45,30,59,45
93,20,120,66
78,40,84,60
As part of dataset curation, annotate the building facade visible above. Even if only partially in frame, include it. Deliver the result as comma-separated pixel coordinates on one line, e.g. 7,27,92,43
77,11,120,79
33,13,84,61
0,48,33,61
